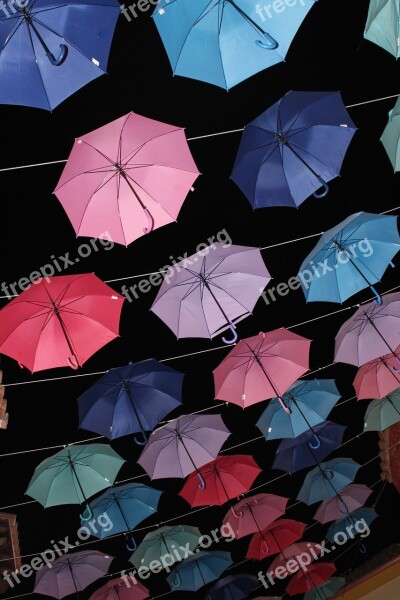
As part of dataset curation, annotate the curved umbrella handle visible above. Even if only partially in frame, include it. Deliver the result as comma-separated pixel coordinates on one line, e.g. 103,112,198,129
261,539,269,555
80,504,93,522
370,286,382,306
359,542,367,554
325,470,334,480
390,261,395,268
308,434,321,449
68,355,80,370
255,32,278,49
125,534,137,552
197,471,206,490
278,396,292,414
339,500,349,516
143,208,154,234
47,44,68,66
16,352,24,369
313,176,329,198
171,572,182,588
222,324,238,345
133,430,148,446
230,506,243,518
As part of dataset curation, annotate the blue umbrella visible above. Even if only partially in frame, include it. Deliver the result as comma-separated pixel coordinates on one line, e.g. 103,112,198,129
256,379,341,445
304,577,345,600
82,483,162,551
78,359,183,445
297,458,361,505
152,0,316,90
167,551,232,592
273,421,346,473
205,574,258,600
297,212,400,305
0,0,120,110
326,507,378,544
231,90,357,208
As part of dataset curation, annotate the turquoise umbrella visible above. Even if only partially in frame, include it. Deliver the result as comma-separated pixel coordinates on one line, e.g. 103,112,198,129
381,97,400,171
364,0,400,58
364,388,400,431
26,444,125,520
304,577,346,600
297,458,361,505
130,525,201,569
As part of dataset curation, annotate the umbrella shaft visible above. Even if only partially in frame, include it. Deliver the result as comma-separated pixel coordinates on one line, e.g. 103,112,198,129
201,279,234,329
23,15,53,57
365,314,398,357
280,139,321,179
52,305,79,364
124,385,146,436
68,454,88,506
215,468,233,506
246,345,288,408
113,493,132,532
66,559,79,599
177,434,200,475
332,241,373,286
225,0,267,35
119,169,147,210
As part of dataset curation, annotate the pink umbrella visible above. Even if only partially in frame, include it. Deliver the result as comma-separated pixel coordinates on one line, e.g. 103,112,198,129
213,329,311,411
269,542,323,573
354,350,400,399
313,483,373,524
222,493,288,539
54,112,200,246
89,577,149,600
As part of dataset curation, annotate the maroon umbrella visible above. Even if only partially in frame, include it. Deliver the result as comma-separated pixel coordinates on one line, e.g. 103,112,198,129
286,563,336,596
246,518,306,560
222,493,288,539
89,577,149,600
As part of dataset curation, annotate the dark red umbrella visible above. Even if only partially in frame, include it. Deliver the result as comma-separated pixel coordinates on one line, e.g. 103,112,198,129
89,578,149,600
246,519,306,560
286,562,336,596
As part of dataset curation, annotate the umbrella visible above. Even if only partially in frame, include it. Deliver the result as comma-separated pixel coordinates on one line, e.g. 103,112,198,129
364,388,400,431
0,0,120,110
77,359,184,445
304,577,345,600
269,541,323,572
151,243,271,344
166,551,232,591
313,484,373,524
205,574,258,600
297,458,361,505
89,578,149,600
364,0,400,58
256,379,341,441
231,90,356,208
26,444,125,520
246,519,306,560
286,563,336,596
34,551,113,599
152,0,316,90
82,483,162,550
334,291,400,367
130,525,201,570
179,455,261,508
381,96,400,171
297,212,399,304
54,112,200,246
326,507,378,543
214,329,311,410
137,414,230,489
222,493,288,539
273,421,346,473
354,353,400,399
0,273,124,372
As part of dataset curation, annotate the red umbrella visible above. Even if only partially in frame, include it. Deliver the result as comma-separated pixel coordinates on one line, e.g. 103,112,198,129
269,542,323,573
0,274,124,372
179,455,261,507
286,563,336,596
313,484,373,524
222,493,288,539
246,519,306,560
213,329,311,412
354,350,400,400
89,577,149,600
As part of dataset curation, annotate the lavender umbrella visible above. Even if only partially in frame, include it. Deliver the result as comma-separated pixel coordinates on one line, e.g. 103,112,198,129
137,414,230,489
150,243,271,344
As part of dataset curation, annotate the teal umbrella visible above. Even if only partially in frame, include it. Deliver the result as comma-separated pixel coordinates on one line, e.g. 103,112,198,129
304,577,346,600
297,458,361,505
381,97,400,171
166,551,232,591
26,444,125,520
364,388,400,431
130,524,201,569
364,0,400,57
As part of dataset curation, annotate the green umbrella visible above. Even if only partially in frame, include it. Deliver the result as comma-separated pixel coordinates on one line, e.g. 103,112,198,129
364,388,400,432
364,0,400,58
129,524,201,570
381,97,400,171
26,444,125,520
304,576,346,600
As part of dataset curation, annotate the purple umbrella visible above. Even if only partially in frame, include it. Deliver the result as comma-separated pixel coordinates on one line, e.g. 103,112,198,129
335,292,400,367
34,551,113,599
313,484,373,524
137,414,230,489
150,243,271,344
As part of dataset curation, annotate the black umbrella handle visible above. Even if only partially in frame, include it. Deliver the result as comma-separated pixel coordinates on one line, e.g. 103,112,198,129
24,14,68,66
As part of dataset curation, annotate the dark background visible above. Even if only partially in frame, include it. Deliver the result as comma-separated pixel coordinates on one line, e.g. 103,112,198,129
1,1,400,598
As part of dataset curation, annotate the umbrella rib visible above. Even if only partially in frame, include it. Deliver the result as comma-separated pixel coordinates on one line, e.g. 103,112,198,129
119,127,183,166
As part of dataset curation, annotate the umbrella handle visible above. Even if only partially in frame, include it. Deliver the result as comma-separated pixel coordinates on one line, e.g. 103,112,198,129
80,504,93,521
278,396,292,415
143,208,154,234
47,44,68,66
171,572,182,588
133,430,148,446
339,500,349,516
255,32,278,49
68,355,80,370
221,323,238,344
230,506,243,518
308,434,321,449
261,539,269,555
370,286,382,306
16,352,24,369
313,176,329,198
325,470,334,480
125,534,137,552
391,355,400,373
197,471,206,490
359,542,367,554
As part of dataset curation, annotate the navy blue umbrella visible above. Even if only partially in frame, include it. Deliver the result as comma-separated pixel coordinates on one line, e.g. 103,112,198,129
326,507,378,544
206,574,258,600
78,359,183,445
231,91,357,208
0,0,120,110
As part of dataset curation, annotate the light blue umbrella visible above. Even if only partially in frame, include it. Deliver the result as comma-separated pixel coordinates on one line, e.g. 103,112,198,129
297,458,361,505
166,551,232,591
364,0,400,58
326,507,378,543
381,97,400,171
304,577,346,600
256,379,341,443
297,212,400,304
152,0,316,90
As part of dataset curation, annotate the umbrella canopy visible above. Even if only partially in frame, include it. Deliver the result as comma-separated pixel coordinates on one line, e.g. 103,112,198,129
0,273,124,372
246,519,306,560
166,551,232,592
0,0,119,110
26,444,125,519
334,292,400,366
130,524,201,570
364,0,400,58
297,212,399,304
286,563,336,596
206,574,259,600
297,458,361,505
304,577,345,600
214,329,311,410
54,112,200,246
77,359,183,445
222,493,288,539
137,414,230,489
354,352,400,399
256,379,340,440
364,388,400,431
269,542,323,572
89,578,149,600
231,90,356,208
326,507,378,543
179,455,261,507
151,243,271,344
152,0,316,90
34,551,113,599
313,484,373,524
381,96,400,171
